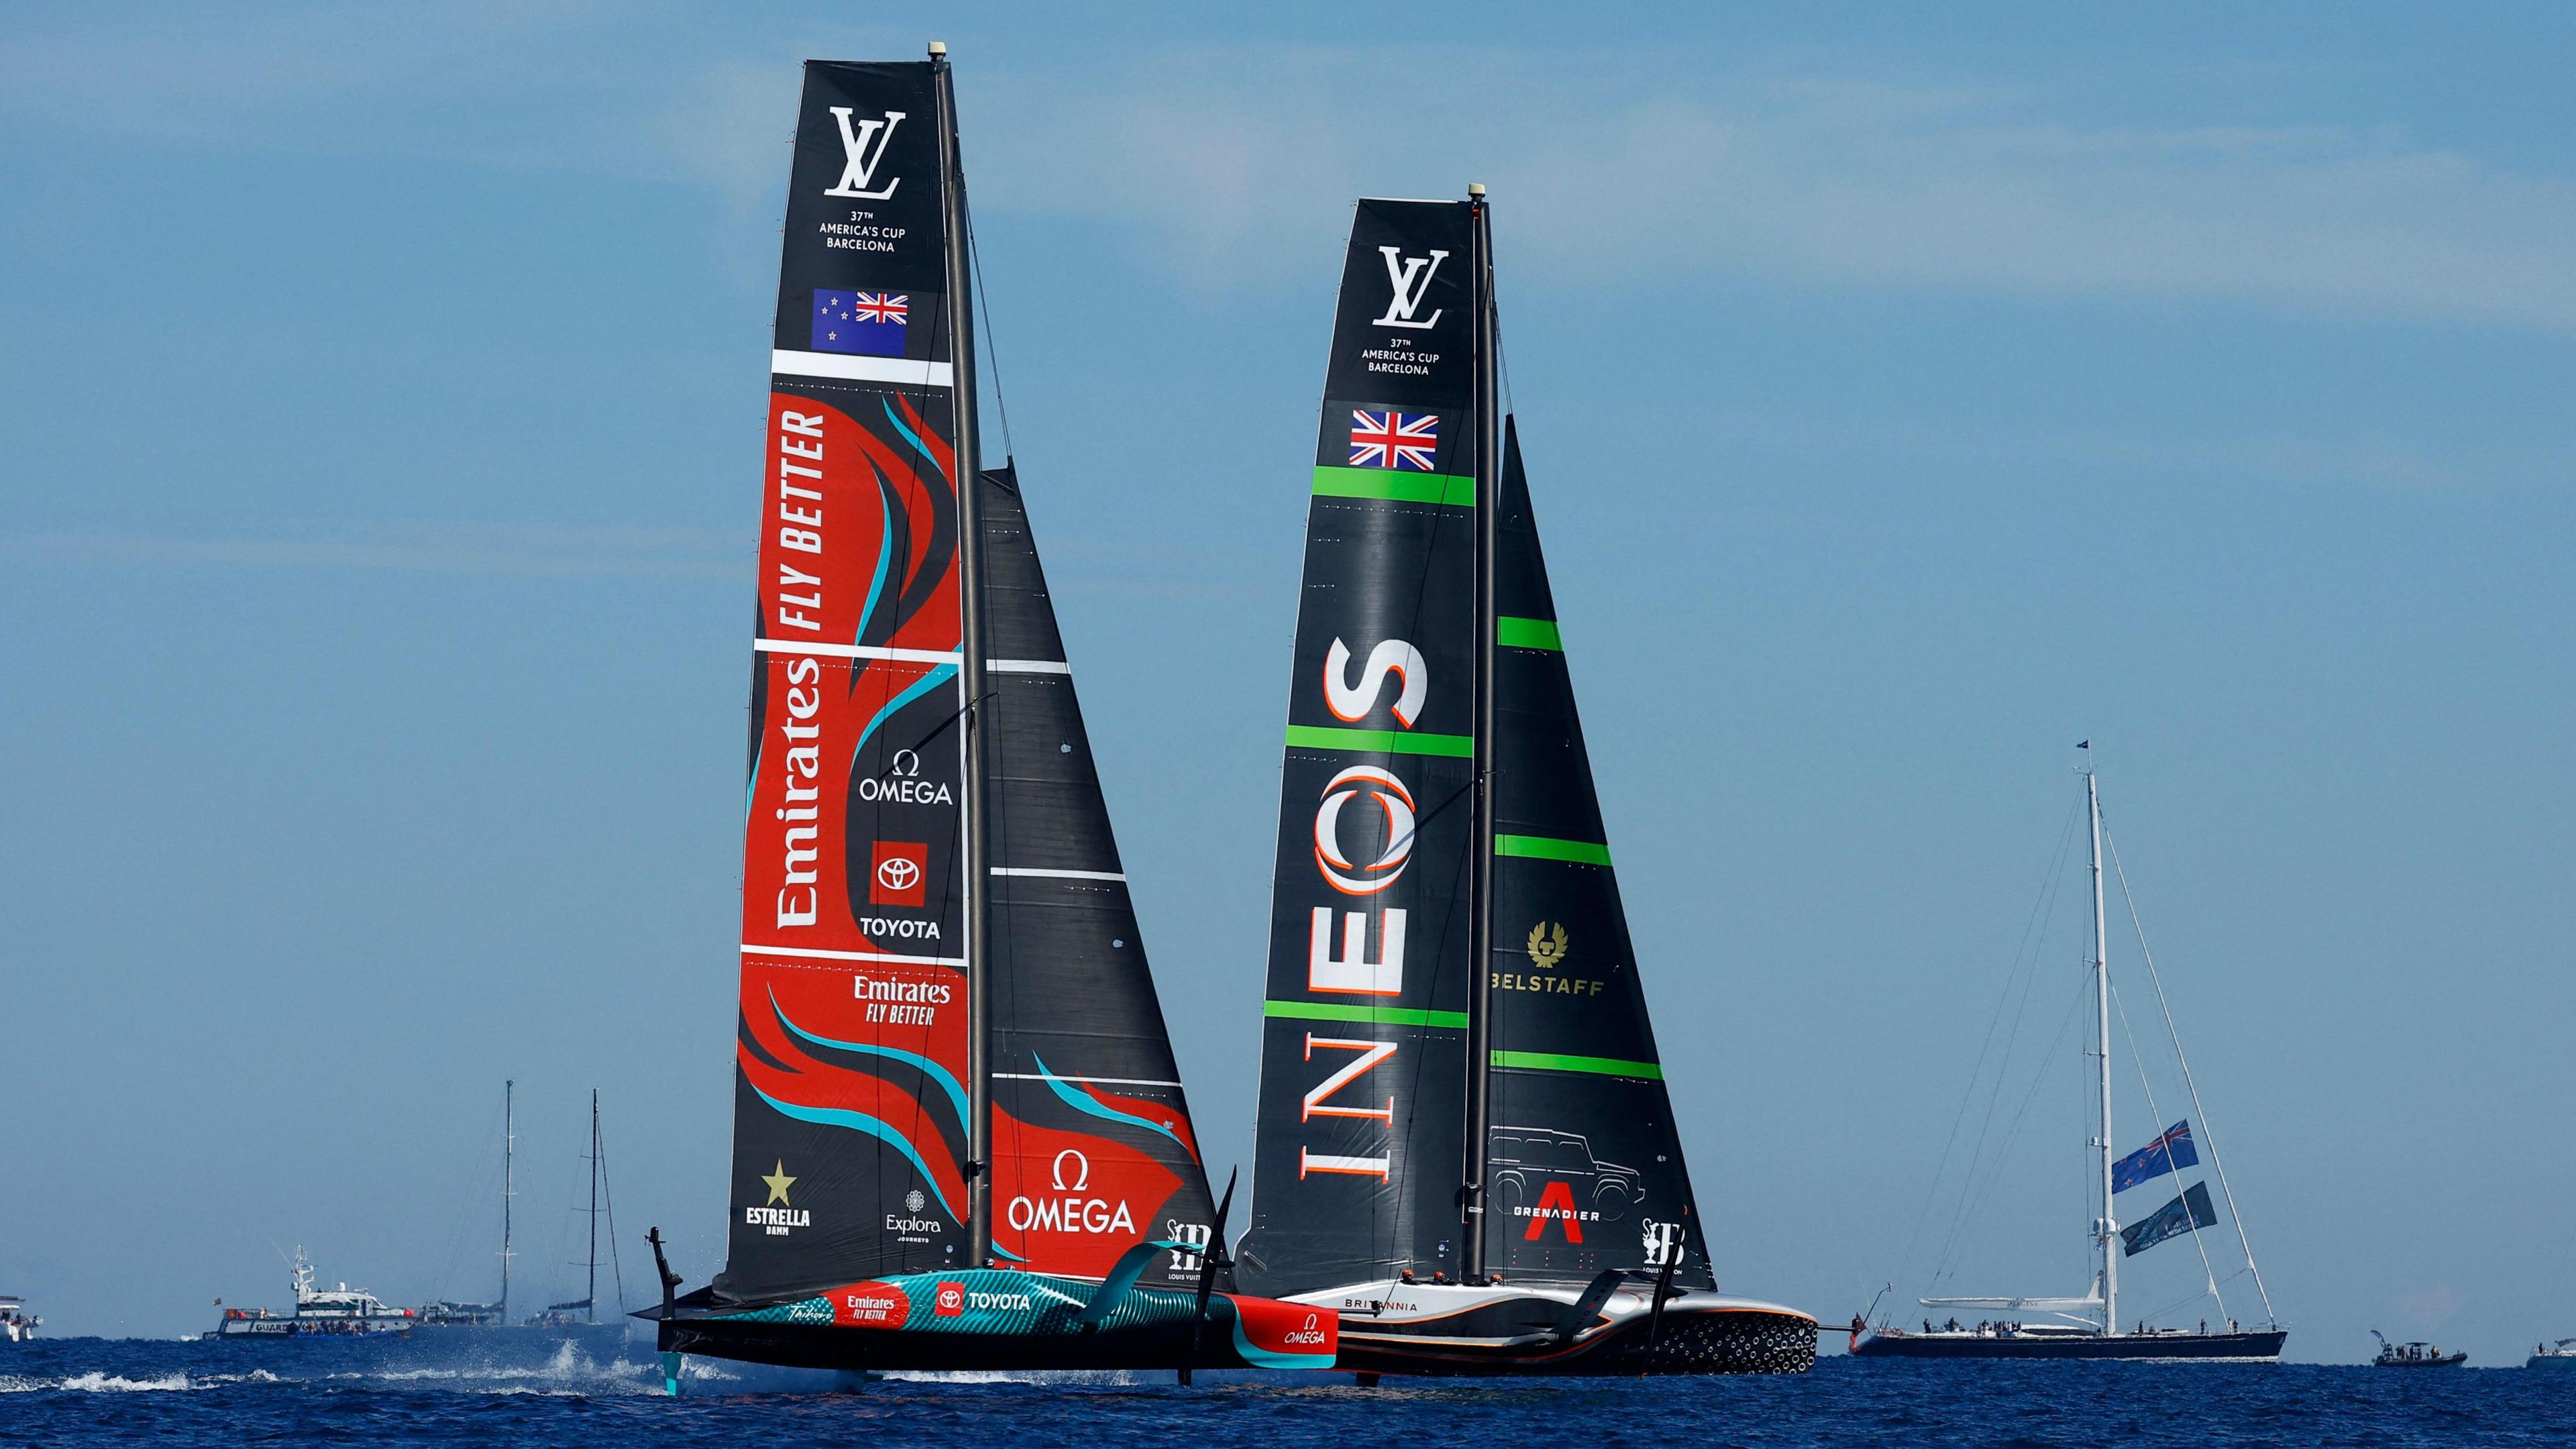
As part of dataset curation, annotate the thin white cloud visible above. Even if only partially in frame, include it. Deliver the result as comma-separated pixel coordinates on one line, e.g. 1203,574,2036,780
0,523,741,580
961,52,2576,329
9,15,2575,330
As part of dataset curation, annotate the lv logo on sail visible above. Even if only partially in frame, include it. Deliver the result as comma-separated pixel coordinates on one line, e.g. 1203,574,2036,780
1371,246,1449,329
823,107,904,199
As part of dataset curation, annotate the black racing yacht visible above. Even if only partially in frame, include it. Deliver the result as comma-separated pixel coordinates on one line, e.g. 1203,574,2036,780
1229,191,1816,1376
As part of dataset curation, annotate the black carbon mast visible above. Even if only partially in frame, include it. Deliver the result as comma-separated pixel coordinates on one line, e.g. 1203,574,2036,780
929,41,996,1269
1460,184,1499,1280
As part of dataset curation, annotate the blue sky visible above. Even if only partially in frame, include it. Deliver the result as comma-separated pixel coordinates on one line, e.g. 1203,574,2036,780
2,2,2570,1360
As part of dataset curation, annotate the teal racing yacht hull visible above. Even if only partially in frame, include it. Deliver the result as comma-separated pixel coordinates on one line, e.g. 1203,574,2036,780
644,1269,1333,1373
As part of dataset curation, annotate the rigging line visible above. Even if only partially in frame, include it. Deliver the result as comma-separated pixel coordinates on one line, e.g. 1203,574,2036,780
964,211,1014,464
597,1104,628,1316
427,1093,507,1303
2137,1285,2228,1327
2109,977,2228,1323
2102,820,2277,1324
1925,808,2080,1287
1931,969,2090,1291
1902,799,2081,1284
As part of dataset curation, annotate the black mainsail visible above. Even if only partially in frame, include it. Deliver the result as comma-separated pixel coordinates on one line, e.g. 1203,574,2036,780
1236,192,1813,1374
1236,198,1481,1294
644,48,1332,1379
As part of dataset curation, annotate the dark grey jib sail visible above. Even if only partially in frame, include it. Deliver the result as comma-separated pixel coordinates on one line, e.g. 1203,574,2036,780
716,54,1218,1310
1237,197,1705,1296
1484,423,1707,1286
977,465,1221,1286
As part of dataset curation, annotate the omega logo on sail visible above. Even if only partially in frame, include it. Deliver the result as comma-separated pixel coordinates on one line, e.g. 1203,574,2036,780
1004,1150,1136,1236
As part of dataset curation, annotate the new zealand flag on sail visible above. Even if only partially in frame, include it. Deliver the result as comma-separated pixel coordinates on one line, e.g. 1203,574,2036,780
811,289,909,356
2120,1181,2216,1257
2110,1120,2198,1193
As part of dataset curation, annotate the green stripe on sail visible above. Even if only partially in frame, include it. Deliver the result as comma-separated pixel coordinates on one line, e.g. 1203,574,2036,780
1312,466,1476,507
1286,724,1476,757
1265,1000,1469,1030
1490,1049,1664,1080
1495,834,1613,866
1496,616,1562,651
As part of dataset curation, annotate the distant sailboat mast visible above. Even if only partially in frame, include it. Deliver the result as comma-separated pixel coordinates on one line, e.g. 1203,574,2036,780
501,1079,515,1325
586,1089,600,1324
2086,770,2116,1335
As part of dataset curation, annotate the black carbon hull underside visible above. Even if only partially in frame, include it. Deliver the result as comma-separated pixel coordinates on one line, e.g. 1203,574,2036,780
1339,1306,1818,1377
657,1316,1252,1373
1851,1329,2287,1361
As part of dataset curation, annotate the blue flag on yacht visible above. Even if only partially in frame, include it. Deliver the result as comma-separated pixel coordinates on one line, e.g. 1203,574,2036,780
2110,1120,2197,1193
2120,1181,2217,1257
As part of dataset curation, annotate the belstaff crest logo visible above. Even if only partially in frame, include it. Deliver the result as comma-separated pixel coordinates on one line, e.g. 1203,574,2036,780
1371,246,1449,331
1526,922,1570,969
1313,766,1415,896
824,107,904,199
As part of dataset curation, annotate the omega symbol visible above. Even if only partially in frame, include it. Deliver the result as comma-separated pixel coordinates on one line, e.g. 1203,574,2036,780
1051,1149,1091,1192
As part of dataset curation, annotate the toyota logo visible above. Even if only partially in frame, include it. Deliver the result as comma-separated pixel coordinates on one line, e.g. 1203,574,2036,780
877,855,922,893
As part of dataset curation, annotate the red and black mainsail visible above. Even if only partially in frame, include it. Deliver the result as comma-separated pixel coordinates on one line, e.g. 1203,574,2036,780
651,52,1332,1377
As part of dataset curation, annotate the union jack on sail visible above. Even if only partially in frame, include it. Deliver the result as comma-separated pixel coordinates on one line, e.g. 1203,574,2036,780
850,292,908,323
1348,409,1440,472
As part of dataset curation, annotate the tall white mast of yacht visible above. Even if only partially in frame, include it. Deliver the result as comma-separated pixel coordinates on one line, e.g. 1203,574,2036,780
2087,770,2116,1336
501,1079,516,1322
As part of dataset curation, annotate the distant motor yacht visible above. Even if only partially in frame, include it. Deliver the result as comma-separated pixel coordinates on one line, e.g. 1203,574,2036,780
207,1248,414,1340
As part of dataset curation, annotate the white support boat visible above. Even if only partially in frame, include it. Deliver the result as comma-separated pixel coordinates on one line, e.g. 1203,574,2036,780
0,1295,38,1343
209,1248,414,1340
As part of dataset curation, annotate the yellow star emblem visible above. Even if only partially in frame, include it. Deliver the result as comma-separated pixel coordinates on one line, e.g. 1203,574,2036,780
761,1161,796,1206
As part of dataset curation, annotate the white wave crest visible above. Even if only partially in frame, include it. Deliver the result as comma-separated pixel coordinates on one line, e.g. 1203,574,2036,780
57,1372,204,1392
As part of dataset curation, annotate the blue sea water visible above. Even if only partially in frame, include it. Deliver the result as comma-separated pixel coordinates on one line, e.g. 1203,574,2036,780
4,1337,2571,1447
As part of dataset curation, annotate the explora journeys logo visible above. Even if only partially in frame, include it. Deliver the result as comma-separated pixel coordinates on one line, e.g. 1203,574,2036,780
824,107,904,199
